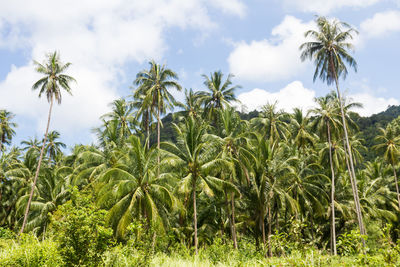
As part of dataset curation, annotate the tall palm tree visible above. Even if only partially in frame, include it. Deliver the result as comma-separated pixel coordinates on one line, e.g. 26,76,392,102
134,60,182,170
161,116,234,254
0,110,17,153
374,126,400,210
300,16,365,237
19,51,76,235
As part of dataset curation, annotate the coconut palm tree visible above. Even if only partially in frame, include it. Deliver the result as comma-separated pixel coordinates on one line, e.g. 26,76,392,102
251,102,289,144
16,166,70,236
310,95,342,255
20,51,76,235
214,107,248,249
290,108,316,152
97,135,176,239
300,16,365,237
131,89,156,149
244,133,296,256
45,131,66,166
177,88,203,119
161,116,235,254
101,98,138,142
374,126,400,210
134,60,182,170
0,110,17,153
199,71,240,123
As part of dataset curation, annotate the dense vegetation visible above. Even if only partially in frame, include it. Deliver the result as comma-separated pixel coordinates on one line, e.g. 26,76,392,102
1,16,400,266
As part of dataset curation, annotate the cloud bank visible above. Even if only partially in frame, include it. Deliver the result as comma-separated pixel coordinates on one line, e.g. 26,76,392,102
237,81,398,116
228,16,314,82
0,0,246,143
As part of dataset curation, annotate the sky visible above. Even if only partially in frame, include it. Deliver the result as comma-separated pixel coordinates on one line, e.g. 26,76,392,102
0,0,400,148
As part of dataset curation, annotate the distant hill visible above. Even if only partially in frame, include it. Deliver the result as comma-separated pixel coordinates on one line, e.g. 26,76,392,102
152,105,400,162
352,105,400,161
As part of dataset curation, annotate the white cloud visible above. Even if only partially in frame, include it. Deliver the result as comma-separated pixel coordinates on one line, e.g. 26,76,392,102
282,0,381,15
0,0,246,143
208,0,247,18
360,10,400,38
348,93,399,116
236,80,398,116
236,81,316,112
228,16,314,82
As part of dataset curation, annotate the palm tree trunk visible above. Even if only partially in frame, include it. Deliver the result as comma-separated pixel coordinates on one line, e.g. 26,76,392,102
342,138,363,230
327,122,337,255
146,109,150,149
19,95,54,235
392,165,400,211
267,204,272,257
157,104,160,177
330,58,365,237
193,179,198,255
261,210,266,249
230,192,238,249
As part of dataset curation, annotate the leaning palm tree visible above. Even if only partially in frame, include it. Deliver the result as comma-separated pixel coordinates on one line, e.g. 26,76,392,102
0,110,17,153
374,126,400,210
134,60,182,170
19,51,76,235
300,16,365,236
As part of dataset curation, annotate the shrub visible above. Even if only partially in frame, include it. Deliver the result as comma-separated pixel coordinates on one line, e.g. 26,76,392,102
337,230,367,256
50,188,113,266
0,233,63,266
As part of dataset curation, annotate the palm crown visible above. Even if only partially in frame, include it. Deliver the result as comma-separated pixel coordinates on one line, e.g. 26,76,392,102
300,16,358,85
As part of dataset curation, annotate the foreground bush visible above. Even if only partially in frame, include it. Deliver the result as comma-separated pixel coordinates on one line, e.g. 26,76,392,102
0,234,63,266
50,189,114,266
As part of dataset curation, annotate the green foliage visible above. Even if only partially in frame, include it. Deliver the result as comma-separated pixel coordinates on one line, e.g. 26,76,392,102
0,234,63,266
0,227,15,239
337,230,367,256
50,188,113,266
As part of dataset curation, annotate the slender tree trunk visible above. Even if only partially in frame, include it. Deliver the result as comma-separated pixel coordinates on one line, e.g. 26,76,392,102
19,95,54,235
392,165,400,211
327,122,337,255
330,58,365,237
157,104,160,177
267,204,272,257
342,138,363,231
146,109,150,149
193,179,198,255
231,192,238,249
261,210,266,249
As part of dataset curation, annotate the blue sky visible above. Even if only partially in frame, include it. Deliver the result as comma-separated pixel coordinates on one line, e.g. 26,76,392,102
0,0,400,148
